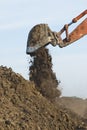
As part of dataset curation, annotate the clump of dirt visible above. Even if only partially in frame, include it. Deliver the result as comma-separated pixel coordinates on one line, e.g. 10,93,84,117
29,47,61,100
0,66,87,130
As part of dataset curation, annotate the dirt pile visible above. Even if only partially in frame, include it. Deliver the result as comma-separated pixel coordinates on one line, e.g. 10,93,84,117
0,66,87,130
29,47,61,100
57,97,87,119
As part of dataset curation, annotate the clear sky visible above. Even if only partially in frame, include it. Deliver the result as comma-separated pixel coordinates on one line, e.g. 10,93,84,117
0,0,87,98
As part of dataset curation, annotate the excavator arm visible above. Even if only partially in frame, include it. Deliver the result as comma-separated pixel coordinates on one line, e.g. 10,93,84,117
72,10,87,23
57,10,87,47
26,10,87,54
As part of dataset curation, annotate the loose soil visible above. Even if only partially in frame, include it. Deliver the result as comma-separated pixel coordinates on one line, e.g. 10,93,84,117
0,46,87,129
57,97,87,119
0,66,87,130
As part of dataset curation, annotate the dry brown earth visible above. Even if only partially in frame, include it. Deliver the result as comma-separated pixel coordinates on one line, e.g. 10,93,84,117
0,66,87,130
0,45,87,129
57,97,87,119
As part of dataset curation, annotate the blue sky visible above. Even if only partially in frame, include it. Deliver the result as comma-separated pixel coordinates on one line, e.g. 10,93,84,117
0,0,87,98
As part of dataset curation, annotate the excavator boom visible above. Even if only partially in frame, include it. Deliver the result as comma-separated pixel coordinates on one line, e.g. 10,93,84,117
26,10,87,54
59,18,87,48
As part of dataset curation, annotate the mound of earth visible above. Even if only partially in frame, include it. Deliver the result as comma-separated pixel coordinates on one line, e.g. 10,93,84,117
57,97,87,119
0,66,87,130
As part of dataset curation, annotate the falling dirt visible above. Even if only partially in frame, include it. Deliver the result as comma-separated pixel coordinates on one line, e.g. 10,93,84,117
29,47,61,100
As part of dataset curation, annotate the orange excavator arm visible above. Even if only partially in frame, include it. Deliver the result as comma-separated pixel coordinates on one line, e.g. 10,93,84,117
26,10,87,54
57,10,87,47
72,10,87,23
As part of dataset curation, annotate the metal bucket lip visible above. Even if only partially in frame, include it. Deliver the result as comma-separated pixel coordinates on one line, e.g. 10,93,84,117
26,44,41,54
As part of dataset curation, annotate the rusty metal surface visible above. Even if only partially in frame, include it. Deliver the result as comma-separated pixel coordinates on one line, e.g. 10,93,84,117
72,10,87,23
59,18,87,47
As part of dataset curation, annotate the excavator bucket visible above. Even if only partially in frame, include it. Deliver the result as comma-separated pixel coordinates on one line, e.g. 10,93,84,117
26,24,55,54
61,18,87,47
